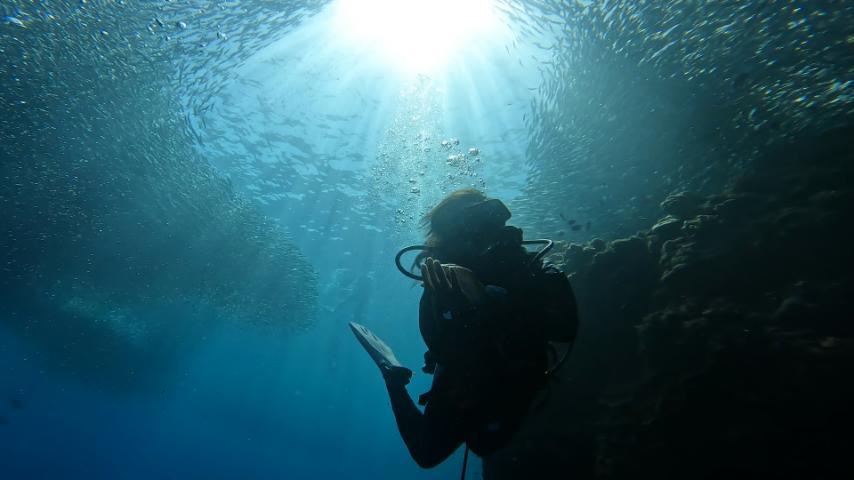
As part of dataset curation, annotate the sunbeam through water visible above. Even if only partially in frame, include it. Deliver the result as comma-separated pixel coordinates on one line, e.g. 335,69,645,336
1,0,852,478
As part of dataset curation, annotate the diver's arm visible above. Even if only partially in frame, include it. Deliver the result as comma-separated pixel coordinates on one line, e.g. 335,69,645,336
384,376,465,468
418,258,479,347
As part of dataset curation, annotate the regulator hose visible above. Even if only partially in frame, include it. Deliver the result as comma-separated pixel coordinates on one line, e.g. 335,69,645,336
394,239,554,282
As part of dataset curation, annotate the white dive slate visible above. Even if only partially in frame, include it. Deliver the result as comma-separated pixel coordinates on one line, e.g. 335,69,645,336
349,322,403,372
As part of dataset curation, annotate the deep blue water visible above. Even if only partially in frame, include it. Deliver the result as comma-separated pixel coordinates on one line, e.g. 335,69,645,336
0,261,463,479
1,0,851,478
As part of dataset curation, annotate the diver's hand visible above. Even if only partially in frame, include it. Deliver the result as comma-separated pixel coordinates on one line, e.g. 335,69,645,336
421,257,472,314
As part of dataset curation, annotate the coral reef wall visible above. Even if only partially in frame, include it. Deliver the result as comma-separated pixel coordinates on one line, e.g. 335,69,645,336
489,127,853,479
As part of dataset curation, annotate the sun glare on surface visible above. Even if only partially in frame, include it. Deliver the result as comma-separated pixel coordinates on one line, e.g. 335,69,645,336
330,0,506,75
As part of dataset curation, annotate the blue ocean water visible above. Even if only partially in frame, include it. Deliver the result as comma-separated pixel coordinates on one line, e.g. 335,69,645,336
1,0,851,478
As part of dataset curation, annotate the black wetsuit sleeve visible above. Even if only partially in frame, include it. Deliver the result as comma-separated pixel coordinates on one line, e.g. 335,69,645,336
382,290,467,468
384,378,465,468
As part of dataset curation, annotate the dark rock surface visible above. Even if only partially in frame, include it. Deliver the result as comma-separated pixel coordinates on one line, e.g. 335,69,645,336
491,127,854,478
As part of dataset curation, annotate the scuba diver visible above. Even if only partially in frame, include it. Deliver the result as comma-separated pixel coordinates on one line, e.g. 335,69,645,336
351,188,578,474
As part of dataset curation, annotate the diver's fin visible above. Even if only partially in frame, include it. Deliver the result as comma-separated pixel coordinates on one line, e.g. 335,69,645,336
349,322,404,372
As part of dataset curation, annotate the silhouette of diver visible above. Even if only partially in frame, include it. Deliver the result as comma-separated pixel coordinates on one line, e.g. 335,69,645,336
355,189,579,471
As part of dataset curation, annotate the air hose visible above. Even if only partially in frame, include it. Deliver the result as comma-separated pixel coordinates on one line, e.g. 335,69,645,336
394,239,554,281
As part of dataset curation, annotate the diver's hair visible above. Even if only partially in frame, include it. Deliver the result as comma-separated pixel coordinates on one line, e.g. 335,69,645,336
421,188,487,244
413,188,487,271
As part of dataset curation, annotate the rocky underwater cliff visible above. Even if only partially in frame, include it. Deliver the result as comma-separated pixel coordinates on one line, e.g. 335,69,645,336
487,127,853,479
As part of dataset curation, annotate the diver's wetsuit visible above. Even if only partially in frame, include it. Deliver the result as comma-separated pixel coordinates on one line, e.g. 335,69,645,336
385,250,578,468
